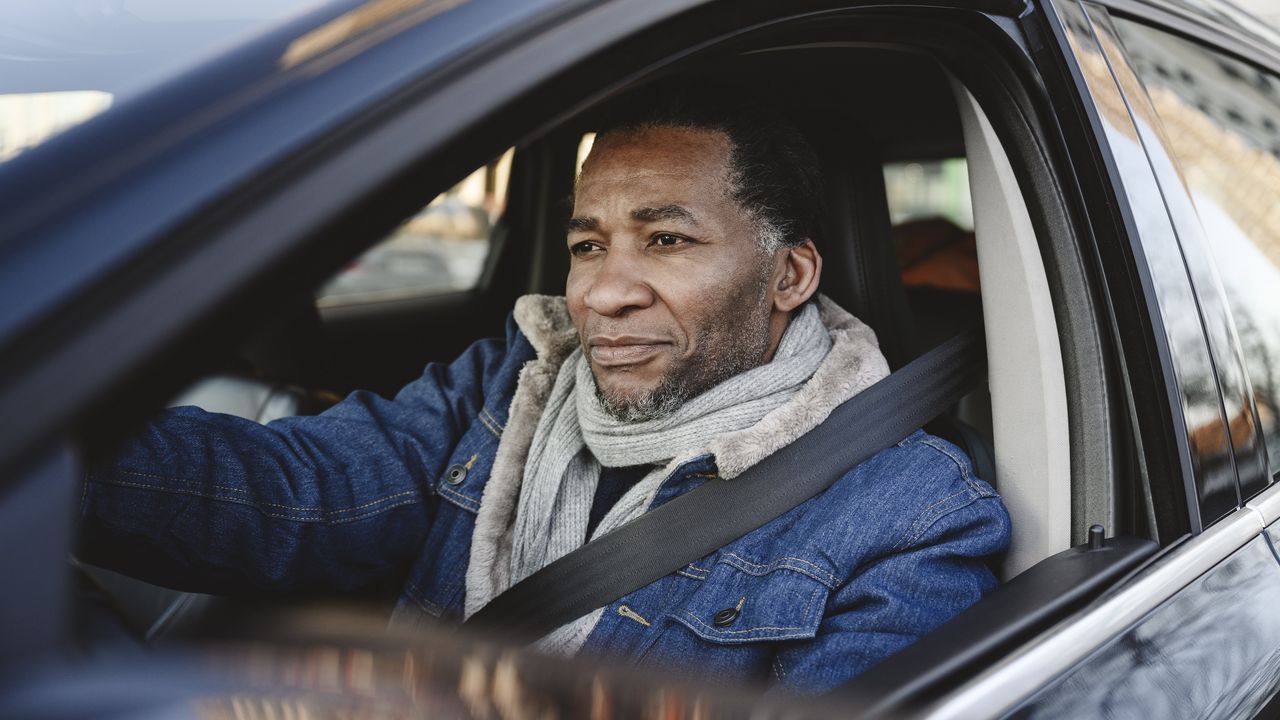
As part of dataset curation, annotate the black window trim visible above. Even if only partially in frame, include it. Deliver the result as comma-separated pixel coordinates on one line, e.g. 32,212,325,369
1032,0,1197,541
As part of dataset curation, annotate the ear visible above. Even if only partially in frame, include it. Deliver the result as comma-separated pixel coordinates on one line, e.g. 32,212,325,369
771,240,822,312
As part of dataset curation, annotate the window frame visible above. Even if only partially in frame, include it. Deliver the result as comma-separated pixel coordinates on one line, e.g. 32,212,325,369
1102,6,1280,502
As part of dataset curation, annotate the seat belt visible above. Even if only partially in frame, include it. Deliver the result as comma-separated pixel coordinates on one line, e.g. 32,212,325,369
465,326,986,639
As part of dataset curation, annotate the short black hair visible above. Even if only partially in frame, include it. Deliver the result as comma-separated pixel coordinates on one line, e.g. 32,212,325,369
592,81,825,251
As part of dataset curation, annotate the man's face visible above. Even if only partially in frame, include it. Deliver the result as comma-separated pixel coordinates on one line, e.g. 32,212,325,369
566,125,776,421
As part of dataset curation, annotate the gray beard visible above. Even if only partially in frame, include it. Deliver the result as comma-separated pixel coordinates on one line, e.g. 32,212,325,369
594,381,684,424
593,296,774,423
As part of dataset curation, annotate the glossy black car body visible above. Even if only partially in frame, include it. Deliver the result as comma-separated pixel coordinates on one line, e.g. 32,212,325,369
1,0,1279,717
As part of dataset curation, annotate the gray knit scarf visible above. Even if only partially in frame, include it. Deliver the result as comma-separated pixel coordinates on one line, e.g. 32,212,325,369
508,303,831,653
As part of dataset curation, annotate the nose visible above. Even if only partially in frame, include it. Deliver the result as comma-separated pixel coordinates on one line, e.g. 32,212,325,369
583,251,654,318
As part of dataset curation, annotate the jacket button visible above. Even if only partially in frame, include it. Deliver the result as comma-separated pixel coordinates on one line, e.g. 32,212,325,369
713,607,739,627
445,464,467,485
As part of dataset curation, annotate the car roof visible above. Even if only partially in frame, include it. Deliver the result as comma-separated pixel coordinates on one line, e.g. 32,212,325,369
0,1,360,96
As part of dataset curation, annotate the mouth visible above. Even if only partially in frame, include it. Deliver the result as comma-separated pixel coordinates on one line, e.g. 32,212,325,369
587,335,671,367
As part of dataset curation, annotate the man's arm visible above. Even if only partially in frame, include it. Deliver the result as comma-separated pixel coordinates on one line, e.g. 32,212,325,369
771,491,1010,695
78,328,517,596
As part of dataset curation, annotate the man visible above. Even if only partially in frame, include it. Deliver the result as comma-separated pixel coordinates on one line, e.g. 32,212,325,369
81,87,1010,693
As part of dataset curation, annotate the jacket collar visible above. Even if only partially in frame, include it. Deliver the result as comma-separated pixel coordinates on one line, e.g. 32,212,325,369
464,293,889,617
509,293,891,479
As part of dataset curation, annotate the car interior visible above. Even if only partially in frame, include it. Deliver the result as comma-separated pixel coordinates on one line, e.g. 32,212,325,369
72,16,1151,706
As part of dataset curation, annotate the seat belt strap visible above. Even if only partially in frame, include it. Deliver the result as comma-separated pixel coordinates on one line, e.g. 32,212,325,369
464,326,987,639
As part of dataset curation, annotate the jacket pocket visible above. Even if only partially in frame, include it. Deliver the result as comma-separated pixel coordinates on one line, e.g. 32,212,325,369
669,555,834,643
635,554,834,685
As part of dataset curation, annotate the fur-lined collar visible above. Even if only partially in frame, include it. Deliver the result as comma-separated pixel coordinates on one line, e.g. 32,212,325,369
511,293,889,476
464,294,889,617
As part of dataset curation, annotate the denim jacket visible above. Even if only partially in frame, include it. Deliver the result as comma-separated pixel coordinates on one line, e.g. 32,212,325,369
81,296,1010,694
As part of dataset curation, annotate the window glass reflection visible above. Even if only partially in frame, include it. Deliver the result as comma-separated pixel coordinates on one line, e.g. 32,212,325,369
1115,19,1280,476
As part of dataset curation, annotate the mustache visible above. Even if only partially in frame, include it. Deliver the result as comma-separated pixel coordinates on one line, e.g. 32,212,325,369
580,322,672,343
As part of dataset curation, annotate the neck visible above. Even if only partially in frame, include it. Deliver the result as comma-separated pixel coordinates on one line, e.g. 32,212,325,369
763,307,793,363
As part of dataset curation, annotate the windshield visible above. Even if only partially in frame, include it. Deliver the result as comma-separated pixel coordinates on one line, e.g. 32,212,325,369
0,0,339,163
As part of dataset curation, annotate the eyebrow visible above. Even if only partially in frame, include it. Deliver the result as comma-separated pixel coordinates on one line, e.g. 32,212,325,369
631,204,698,225
566,215,600,234
566,204,700,235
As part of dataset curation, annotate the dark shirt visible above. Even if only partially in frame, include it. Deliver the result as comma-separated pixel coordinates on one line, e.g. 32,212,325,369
587,465,652,537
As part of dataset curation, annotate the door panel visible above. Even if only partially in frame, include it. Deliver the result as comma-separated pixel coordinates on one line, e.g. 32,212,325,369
0,443,79,666
1011,534,1280,718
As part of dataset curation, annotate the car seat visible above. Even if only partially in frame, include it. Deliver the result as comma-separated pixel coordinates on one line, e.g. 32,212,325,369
803,117,998,486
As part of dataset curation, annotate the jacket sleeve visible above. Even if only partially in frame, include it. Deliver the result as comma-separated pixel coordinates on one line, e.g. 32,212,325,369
78,328,518,595
771,490,1010,695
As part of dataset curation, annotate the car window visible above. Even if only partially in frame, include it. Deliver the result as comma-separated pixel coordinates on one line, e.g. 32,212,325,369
883,158,973,231
1113,18,1280,480
316,148,513,307
578,132,596,175
885,158,979,306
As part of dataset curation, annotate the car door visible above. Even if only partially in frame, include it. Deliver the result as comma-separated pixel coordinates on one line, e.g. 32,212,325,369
2,0,1275,716
917,2,1280,717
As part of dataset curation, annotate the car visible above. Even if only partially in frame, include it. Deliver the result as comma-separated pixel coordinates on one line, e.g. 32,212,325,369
1,0,1279,717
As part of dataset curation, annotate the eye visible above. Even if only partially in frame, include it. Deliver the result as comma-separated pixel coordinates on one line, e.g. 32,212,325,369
652,233,684,247
570,240,603,257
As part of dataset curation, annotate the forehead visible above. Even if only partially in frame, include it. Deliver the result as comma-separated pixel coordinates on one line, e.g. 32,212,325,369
577,125,734,199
